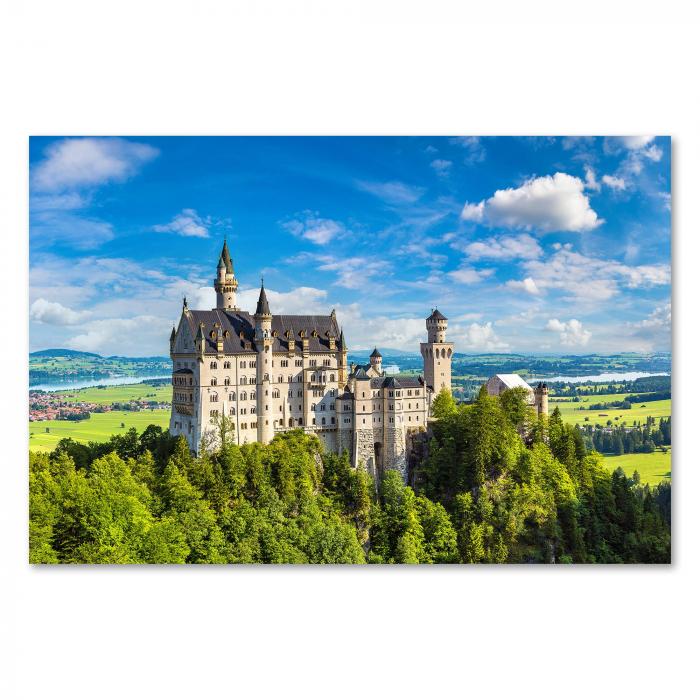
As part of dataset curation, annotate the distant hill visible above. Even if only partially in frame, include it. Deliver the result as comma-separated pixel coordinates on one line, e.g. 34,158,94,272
30,349,101,359
30,349,169,361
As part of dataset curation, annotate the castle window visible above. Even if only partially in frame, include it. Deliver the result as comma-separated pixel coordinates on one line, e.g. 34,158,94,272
319,404,325,411
224,377,230,386
210,393,218,402
312,418,316,425
311,403,316,411
298,418,303,426
281,360,288,367
279,406,283,412
250,361,256,368
240,376,247,385
250,391,256,400
210,361,217,369
264,373,270,381
240,391,247,401
229,407,236,415
229,392,236,401
224,361,231,369
251,407,256,414
210,409,218,417
295,360,303,367
272,389,280,399
330,373,335,382
278,375,283,383
289,418,294,427
211,378,217,386
321,417,326,425
240,361,246,368
310,359,317,367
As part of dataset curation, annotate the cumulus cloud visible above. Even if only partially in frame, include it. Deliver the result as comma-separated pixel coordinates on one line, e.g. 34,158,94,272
613,136,656,151
153,209,211,238
281,212,347,245
67,315,172,356
631,302,671,331
506,277,540,296
545,318,591,347
461,173,602,233
447,266,494,285
509,243,671,304
289,252,389,290
430,159,452,176
355,180,425,205
30,298,92,326
461,233,543,261
452,322,509,351
32,137,158,192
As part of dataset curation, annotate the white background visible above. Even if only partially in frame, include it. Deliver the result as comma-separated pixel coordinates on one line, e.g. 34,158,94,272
1,2,698,698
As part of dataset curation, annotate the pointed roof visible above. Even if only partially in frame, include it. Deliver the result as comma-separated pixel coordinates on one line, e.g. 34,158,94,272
195,322,205,341
370,347,382,359
339,328,347,351
255,282,271,316
219,239,234,274
170,326,176,342
428,308,447,321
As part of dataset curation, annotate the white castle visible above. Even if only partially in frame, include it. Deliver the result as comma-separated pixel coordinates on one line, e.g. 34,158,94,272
168,240,454,480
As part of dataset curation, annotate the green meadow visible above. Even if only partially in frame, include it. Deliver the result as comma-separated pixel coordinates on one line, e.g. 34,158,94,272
56,382,172,405
551,392,671,427
29,409,171,451
601,448,671,486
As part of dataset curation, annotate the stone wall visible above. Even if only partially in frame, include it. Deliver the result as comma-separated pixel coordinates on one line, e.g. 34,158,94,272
383,425,408,481
353,428,376,479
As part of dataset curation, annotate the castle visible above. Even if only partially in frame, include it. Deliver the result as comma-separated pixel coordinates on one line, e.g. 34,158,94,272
168,240,454,480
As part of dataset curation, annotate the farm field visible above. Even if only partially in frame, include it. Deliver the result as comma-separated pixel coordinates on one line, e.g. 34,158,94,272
55,382,172,405
601,448,671,486
29,409,170,451
551,392,671,427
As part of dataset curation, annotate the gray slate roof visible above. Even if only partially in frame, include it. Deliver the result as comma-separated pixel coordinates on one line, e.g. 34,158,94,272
182,309,340,355
428,308,447,321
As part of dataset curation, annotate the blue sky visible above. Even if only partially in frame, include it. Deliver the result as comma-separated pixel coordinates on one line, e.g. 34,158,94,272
29,136,671,357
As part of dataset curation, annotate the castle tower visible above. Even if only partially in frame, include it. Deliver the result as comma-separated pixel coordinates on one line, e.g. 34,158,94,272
214,239,239,310
420,308,454,404
254,281,274,444
534,382,549,416
369,347,382,374
337,328,348,384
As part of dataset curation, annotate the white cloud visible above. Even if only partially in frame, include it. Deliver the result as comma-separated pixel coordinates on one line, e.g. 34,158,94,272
30,298,92,326
430,159,452,176
512,243,671,304
461,172,602,233
615,136,656,150
461,233,543,261
290,252,389,290
153,209,211,238
602,174,626,191
631,302,671,331
355,180,425,205
506,277,540,296
584,166,600,192
450,136,486,164
545,318,591,347
281,212,346,245
452,322,509,351
32,137,158,192
447,266,494,285
67,315,172,356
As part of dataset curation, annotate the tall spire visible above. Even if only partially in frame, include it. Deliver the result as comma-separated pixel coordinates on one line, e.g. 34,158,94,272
255,279,271,316
339,327,347,351
220,239,233,274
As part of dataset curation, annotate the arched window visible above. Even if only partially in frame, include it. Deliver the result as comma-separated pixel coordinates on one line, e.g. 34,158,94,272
330,373,335,382
240,391,247,401
229,392,236,401
311,403,316,411
321,417,326,425
240,361,246,368
298,418,304,426
278,375,283,383
210,361,217,369
210,393,218,402
288,418,294,427
229,407,236,415
211,378,217,386
223,361,231,369
224,377,230,386
240,376,247,385
272,389,280,398
250,391,256,400
441,348,446,358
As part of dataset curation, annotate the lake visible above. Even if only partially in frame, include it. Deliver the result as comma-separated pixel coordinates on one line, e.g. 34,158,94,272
532,371,670,384
30,375,171,393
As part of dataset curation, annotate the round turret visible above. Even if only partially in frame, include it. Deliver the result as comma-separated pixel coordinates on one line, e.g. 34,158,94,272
369,347,383,373
426,308,448,342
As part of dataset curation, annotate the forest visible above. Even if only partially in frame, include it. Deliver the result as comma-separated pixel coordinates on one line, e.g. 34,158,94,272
28,387,671,564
